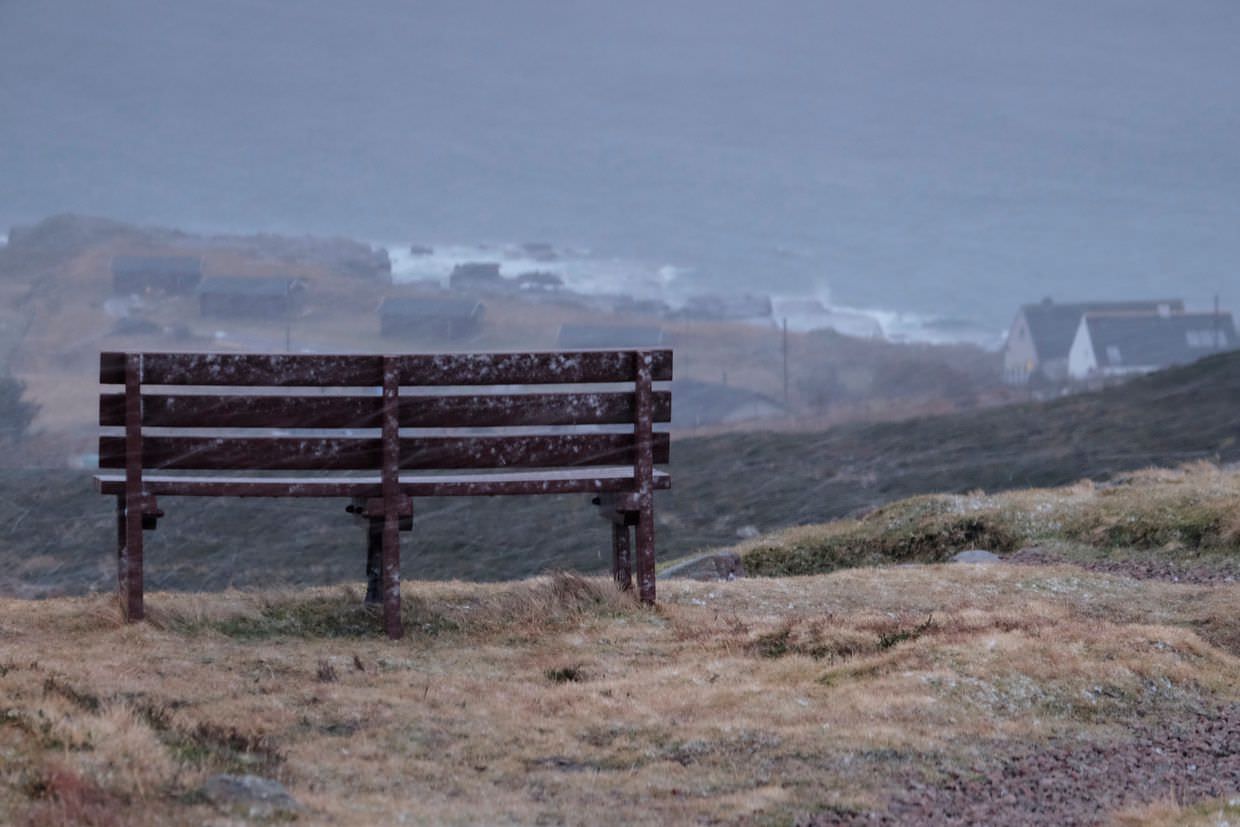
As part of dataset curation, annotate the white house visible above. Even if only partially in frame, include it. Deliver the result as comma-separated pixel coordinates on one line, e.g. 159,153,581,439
1067,311,1237,380
1002,298,1184,385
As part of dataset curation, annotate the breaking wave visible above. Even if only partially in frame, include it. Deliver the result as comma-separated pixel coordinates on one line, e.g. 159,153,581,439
378,240,1005,350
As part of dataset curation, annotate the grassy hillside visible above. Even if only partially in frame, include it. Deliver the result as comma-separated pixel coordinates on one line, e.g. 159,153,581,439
2,351,1239,599
739,463,1240,579
2,471,1238,824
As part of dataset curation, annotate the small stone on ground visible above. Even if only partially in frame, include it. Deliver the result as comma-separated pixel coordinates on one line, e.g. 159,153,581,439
663,552,747,580
950,549,1001,564
201,774,300,819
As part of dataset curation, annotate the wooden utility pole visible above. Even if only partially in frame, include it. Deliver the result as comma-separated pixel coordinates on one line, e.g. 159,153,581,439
781,317,789,406
1214,293,1221,351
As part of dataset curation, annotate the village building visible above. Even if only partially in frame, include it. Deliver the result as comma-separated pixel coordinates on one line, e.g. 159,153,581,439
556,324,665,349
1002,298,1185,385
1067,311,1236,380
515,271,564,292
379,296,485,340
111,255,203,295
196,276,306,319
677,293,773,322
448,262,504,292
517,241,558,262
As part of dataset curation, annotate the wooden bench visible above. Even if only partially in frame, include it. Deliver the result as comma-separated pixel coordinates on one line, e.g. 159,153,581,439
95,349,672,638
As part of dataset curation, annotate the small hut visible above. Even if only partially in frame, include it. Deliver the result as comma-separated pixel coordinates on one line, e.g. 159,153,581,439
197,277,306,319
111,255,203,295
379,297,485,340
448,262,504,292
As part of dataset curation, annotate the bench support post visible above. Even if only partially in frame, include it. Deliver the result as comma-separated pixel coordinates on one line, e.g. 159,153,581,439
633,351,657,605
121,353,145,621
380,356,403,639
350,497,412,609
611,523,632,590
115,493,127,596
365,517,383,606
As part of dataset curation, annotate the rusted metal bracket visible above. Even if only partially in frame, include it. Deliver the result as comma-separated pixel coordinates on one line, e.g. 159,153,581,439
346,496,413,531
591,492,639,525
127,495,165,531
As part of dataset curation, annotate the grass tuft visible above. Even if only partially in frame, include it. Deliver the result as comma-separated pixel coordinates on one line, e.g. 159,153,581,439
544,665,587,684
150,571,637,641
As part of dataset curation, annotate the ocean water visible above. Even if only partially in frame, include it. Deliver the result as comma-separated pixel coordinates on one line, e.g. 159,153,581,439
2,1,1237,341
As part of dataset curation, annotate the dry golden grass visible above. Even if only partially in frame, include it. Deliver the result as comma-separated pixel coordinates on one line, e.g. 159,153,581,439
1111,796,1240,826
2,565,1238,825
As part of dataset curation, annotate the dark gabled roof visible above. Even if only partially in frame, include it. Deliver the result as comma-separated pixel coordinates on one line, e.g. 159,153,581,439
680,293,773,320
111,254,202,276
556,324,664,349
196,276,304,297
379,296,483,320
1083,312,1237,370
1021,299,1184,361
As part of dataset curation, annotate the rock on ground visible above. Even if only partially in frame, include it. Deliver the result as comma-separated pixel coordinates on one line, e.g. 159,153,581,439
663,552,747,581
950,549,1001,564
201,774,300,819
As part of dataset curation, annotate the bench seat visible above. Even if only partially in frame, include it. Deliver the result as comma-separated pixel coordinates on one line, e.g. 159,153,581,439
94,468,671,498
99,348,672,638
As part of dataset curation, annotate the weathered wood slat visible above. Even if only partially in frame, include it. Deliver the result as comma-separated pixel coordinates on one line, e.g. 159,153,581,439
93,468,672,497
98,433,670,471
99,390,673,428
100,350,673,386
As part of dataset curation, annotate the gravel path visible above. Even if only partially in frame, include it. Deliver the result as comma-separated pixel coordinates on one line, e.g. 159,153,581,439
801,705,1240,826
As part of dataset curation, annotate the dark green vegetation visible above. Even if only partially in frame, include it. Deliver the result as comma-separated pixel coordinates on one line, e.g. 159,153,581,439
4,352,1239,597
740,467,1240,577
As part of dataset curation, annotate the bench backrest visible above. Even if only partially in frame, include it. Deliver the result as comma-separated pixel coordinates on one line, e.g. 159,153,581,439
98,350,672,476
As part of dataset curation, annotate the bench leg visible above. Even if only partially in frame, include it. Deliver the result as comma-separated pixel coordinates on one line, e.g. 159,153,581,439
115,495,126,596
120,495,145,621
382,509,402,639
365,517,382,606
635,498,656,605
612,522,632,591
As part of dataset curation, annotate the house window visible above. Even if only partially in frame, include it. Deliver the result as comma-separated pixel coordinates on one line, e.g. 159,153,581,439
1186,330,1222,348
1106,345,1122,364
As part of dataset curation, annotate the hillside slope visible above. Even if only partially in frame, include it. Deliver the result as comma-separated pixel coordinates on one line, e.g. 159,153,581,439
2,352,1239,597
1,549,1237,823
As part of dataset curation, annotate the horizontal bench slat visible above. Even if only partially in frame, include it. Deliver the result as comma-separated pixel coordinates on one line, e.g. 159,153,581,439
99,390,672,428
99,433,670,471
100,350,673,386
93,468,671,497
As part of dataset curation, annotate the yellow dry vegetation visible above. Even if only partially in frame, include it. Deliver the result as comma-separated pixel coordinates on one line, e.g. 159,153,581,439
1,562,1237,825
1112,796,1240,827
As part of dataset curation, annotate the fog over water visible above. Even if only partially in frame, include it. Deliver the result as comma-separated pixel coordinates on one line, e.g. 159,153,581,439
2,0,1238,330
